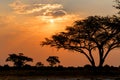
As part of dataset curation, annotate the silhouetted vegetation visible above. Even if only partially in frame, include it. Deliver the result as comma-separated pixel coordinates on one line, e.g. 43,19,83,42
1,53,119,77
42,15,120,67
36,62,44,67
0,65,120,77
39,1,120,68
6,53,33,67
0,1,120,78
47,56,60,67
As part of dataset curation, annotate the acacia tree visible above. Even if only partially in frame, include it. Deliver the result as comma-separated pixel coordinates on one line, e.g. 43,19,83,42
42,16,120,67
6,53,33,67
46,56,60,67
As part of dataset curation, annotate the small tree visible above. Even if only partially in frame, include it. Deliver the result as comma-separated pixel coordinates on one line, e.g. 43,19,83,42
42,16,120,67
46,56,60,67
36,62,44,67
6,53,33,67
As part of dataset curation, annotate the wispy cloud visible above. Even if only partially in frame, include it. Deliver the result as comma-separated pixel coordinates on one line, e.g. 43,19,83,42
9,0,67,18
9,0,27,14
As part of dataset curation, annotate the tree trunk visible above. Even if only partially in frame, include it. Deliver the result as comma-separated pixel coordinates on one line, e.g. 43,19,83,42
98,59,104,67
91,60,95,67
98,47,104,67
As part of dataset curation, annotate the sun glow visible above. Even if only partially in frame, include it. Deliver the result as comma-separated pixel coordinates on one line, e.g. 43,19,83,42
49,19,54,23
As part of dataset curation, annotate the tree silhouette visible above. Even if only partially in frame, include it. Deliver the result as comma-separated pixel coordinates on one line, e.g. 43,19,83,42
6,53,33,67
42,16,120,67
46,56,60,67
36,62,44,67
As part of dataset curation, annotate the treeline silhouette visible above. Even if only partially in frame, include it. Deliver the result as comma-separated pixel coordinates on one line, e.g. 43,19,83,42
3,53,60,67
0,64,120,77
0,53,120,76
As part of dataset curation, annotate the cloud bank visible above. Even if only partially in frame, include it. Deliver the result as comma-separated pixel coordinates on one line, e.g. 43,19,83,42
10,0,67,18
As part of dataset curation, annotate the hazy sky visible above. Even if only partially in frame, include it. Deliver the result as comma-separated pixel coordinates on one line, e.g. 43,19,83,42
0,0,120,67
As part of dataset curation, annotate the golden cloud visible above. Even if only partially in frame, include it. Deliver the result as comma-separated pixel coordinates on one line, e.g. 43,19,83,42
9,0,67,18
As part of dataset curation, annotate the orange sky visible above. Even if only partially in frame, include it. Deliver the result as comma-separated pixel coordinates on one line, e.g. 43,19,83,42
0,0,120,67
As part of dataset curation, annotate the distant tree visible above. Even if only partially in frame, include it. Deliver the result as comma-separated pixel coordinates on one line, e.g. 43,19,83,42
23,64,32,68
6,53,33,67
46,56,60,67
42,16,120,67
36,62,44,67
84,64,92,68
104,64,110,68
3,64,10,68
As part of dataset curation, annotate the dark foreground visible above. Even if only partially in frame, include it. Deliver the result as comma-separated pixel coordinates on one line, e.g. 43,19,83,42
0,66,120,80
0,76,120,80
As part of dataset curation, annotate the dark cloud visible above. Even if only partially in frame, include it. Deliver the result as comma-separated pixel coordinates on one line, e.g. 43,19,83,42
44,10,67,18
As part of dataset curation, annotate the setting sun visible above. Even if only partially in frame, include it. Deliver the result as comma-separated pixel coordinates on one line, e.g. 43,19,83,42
49,19,54,23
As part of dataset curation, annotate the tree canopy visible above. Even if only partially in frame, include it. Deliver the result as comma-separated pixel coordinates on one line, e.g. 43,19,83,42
36,62,44,67
6,53,33,67
42,16,120,67
46,56,60,67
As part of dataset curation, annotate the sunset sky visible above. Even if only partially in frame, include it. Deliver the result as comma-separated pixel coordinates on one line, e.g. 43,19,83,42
0,0,120,67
